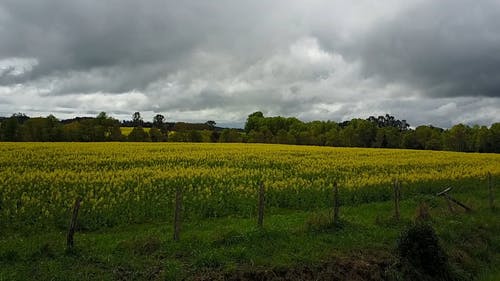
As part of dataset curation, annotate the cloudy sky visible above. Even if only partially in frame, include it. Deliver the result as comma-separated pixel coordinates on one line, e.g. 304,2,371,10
0,0,499,127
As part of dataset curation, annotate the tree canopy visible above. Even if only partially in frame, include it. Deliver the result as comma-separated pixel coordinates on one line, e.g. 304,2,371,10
1,111,499,153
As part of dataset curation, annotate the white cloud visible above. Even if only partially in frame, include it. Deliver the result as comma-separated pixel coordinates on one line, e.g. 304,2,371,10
0,0,499,127
0,57,38,76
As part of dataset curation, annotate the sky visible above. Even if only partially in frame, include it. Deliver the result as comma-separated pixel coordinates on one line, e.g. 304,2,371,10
0,0,499,128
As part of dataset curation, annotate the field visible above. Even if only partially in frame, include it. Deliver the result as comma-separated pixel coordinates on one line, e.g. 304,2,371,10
1,143,499,232
1,143,499,280
120,127,151,136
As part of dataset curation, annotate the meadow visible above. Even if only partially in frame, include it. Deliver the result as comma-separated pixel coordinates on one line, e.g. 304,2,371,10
0,142,499,232
1,143,500,280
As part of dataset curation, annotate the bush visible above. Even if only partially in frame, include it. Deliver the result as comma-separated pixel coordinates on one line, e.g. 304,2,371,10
395,222,453,280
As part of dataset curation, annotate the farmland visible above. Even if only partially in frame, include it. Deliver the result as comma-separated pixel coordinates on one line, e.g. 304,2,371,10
0,143,499,280
0,142,499,232
120,127,151,136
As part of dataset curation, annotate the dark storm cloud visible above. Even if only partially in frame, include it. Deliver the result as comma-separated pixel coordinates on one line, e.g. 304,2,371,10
0,0,499,127
0,0,300,92
351,0,500,98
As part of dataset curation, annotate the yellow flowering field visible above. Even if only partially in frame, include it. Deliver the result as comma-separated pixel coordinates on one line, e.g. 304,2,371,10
0,142,498,231
120,127,151,136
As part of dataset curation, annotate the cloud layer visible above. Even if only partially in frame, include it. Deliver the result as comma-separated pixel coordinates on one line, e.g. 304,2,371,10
0,0,499,127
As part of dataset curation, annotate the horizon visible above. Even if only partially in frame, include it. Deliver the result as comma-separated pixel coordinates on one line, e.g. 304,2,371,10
1,110,498,130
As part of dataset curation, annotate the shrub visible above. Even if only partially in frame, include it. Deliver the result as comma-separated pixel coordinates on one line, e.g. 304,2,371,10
396,222,453,280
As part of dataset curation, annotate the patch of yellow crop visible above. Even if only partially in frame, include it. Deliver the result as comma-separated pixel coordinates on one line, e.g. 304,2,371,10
120,127,151,136
0,143,498,230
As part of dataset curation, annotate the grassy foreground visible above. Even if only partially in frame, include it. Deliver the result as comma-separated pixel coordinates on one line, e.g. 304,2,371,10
1,143,499,279
1,185,498,280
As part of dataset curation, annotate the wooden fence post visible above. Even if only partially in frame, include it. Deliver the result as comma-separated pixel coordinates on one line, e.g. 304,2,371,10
394,179,400,221
173,186,182,241
488,172,495,211
258,181,265,228
67,197,82,250
437,187,473,213
446,197,455,214
333,182,340,225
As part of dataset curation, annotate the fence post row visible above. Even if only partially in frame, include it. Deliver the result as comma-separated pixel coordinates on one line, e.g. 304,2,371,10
173,186,182,241
67,197,82,250
56,172,500,254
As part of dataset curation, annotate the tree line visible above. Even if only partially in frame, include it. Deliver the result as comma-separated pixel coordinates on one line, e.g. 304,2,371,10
0,111,499,153
243,112,500,153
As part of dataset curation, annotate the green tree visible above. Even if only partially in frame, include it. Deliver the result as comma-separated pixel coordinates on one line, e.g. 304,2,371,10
107,126,124,141
188,130,203,142
132,112,143,127
443,124,471,152
244,111,264,133
149,127,163,142
401,131,419,149
275,129,296,144
374,127,401,148
247,130,265,143
205,120,216,130
0,113,28,141
339,119,377,147
62,122,82,141
490,123,500,153
128,127,150,142
470,125,490,152
414,126,443,150
19,116,63,141
219,129,243,143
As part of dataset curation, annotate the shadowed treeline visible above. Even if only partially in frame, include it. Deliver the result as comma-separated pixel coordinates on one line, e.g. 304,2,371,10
0,111,499,153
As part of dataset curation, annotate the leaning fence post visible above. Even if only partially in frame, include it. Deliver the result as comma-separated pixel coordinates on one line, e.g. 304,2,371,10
67,197,82,251
394,179,400,221
488,172,495,211
437,187,473,212
258,181,265,228
173,186,182,241
333,182,340,225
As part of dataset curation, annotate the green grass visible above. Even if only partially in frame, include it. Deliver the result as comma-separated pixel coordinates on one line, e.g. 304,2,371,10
1,186,498,280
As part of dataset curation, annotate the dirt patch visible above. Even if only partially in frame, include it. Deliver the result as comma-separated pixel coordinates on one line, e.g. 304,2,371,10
193,252,393,281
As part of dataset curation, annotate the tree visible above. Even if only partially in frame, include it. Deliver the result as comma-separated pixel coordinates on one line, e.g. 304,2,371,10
128,127,150,142
210,130,220,142
219,129,243,143
19,116,63,142
401,131,419,149
414,126,442,150
244,111,264,133
339,119,376,147
0,113,28,141
188,130,203,142
443,124,471,152
367,114,409,131
132,112,143,127
153,114,165,128
107,126,124,141
62,122,82,141
490,123,500,153
325,127,341,146
247,130,265,143
205,120,216,130
471,125,491,152
149,127,164,142
374,127,401,148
